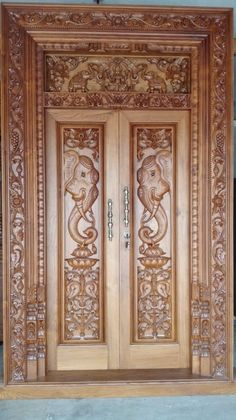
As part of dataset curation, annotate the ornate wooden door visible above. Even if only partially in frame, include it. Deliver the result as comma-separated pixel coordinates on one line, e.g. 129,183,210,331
2,5,233,385
46,109,190,371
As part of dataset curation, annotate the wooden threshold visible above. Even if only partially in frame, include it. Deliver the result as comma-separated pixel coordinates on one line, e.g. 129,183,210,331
40,369,209,383
1,380,236,399
1,368,236,399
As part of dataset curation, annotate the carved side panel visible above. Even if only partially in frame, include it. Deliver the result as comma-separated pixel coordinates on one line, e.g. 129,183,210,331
6,15,27,382
133,126,174,341
60,126,104,342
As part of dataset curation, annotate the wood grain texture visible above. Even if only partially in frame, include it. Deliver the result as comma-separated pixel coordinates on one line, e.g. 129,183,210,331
2,378,236,400
119,110,190,369
1,4,233,388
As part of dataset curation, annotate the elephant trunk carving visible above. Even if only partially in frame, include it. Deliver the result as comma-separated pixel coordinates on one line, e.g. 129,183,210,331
68,187,98,246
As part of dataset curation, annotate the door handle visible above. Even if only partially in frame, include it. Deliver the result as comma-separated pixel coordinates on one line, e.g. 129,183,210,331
123,187,131,249
107,199,113,241
123,187,129,228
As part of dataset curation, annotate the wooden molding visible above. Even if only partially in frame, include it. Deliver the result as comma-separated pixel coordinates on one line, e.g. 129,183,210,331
1,4,233,390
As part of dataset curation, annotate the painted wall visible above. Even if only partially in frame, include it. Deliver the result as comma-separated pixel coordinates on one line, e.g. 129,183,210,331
2,0,236,174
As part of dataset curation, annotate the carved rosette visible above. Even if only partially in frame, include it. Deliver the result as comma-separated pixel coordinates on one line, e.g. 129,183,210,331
63,127,103,342
135,127,173,341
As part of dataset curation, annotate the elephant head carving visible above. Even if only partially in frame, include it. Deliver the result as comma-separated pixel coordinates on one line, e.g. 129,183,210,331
64,150,99,246
137,150,171,245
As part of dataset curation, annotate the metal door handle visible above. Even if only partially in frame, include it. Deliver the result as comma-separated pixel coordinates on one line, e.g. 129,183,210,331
123,187,129,227
107,199,113,241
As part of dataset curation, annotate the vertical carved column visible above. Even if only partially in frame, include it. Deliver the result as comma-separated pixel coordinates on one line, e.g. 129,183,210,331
5,13,27,382
210,18,228,377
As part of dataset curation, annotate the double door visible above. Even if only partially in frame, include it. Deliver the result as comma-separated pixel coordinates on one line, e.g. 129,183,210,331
46,109,190,371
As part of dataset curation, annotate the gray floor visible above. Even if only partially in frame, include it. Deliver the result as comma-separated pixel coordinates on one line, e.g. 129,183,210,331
1,396,236,420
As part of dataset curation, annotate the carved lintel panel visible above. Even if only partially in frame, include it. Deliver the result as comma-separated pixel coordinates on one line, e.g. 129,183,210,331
61,126,104,342
133,126,174,341
45,55,190,94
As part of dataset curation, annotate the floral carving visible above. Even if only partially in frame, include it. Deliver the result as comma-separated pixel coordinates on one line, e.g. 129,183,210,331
63,127,103,342
7,15,26,382
46,55,88,92
45,54,190,94
135,127,173,340
64,128,99,161
44,92,191,109
208,17,228,378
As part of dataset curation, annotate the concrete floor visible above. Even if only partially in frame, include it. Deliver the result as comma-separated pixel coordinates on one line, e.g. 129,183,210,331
1,396,236,419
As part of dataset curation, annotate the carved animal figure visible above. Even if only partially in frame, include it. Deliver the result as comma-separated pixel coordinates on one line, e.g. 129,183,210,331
64,150,99,245
68,70,91,92
137,151,170,245
143,71,167,93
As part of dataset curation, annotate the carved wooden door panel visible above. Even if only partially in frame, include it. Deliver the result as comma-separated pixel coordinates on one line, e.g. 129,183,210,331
46,109,190,371
119,111,190,369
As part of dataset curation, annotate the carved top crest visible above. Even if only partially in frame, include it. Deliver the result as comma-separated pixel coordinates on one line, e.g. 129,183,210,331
8,8,227,34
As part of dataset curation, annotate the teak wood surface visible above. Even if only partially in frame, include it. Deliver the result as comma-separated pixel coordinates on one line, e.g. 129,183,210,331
0,3,234,398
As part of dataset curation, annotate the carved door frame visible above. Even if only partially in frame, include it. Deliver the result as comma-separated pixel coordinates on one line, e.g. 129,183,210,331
1,4,233,386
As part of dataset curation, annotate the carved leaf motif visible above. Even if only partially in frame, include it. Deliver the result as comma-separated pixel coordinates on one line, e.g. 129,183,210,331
63,127,102,342
135,127,173,341
45,55,190,94
44,92,191,109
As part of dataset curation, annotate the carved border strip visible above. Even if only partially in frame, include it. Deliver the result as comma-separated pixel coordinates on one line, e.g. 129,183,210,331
8,9,229,34
36,46,46,373
44,92,191,109
5,13,26,382
210,18,228,377
3,5,231,382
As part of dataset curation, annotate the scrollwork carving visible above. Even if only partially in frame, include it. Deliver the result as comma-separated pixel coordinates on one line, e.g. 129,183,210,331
7,14,26,382
135,127,173,340
44,92,191,109
63,127,102,342
45,54,190,95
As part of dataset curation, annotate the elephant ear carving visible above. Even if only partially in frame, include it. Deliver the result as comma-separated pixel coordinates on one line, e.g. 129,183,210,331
64,150,80,190
156,150,172,186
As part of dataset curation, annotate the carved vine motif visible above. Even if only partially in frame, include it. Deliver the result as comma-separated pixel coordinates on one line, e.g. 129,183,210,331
64,127,99,161
7,15,26,382
63,127,101,341
10,10,227,33
136,128,172,340
45,55,190,95
137,127,172,160
44,92,191,109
